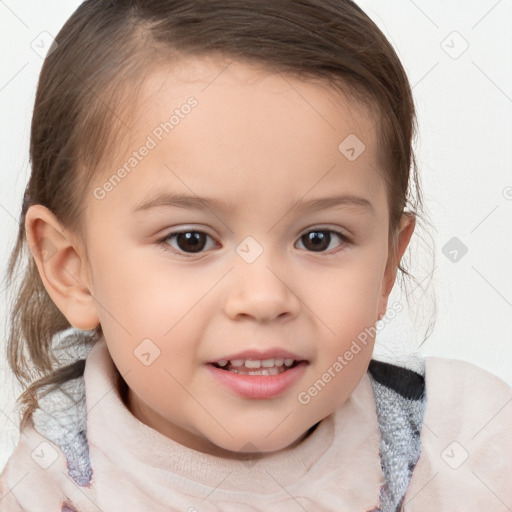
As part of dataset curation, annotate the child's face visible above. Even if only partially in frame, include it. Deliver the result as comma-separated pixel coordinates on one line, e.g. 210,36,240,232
56,57,413,457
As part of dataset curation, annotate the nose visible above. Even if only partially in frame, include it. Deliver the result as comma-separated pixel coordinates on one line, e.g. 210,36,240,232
223,256,301,323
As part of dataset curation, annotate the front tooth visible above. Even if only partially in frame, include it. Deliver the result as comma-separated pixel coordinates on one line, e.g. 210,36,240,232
230,359,244,367
245,359,261,368
284,359,294,367
261,359,276,368
217,359,228,367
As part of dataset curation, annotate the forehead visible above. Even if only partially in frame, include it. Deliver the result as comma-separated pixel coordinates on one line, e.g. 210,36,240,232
88,56,385,221
133,56,377,148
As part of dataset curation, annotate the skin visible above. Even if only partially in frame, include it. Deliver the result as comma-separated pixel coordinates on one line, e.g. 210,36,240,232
25,56,415,460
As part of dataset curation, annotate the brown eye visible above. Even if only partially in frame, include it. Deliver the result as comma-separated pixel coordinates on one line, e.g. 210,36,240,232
162,230,216,255
175,232,207,253
296,229,347,253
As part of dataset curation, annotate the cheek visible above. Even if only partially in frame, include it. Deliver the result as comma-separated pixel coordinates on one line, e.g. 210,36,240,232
309,257,384,330
90,243,186,328
88,243,209,371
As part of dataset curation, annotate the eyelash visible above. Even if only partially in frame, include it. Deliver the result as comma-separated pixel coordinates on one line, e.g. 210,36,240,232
157,227,351,258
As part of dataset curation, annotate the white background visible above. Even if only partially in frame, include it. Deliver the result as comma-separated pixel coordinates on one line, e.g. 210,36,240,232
1,0,511,473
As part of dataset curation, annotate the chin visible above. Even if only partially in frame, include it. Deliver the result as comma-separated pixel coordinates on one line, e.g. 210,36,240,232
209,428,307,457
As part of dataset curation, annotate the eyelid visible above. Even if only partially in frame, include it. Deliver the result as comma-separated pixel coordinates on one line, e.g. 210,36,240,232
299,224,350,239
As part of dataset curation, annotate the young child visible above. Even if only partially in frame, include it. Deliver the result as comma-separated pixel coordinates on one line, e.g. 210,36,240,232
1,1,511,511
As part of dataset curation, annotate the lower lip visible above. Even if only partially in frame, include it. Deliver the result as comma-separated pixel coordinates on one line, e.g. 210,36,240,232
205,362,308,400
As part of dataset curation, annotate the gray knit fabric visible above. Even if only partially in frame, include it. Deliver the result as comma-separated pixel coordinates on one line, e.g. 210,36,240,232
369,358,427,512
31,376,92,486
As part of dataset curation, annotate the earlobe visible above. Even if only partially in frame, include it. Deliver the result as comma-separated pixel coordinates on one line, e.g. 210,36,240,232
377,212,416,320
24,205,99,330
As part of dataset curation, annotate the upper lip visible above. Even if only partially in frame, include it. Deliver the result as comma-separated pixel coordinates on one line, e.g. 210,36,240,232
207,348,308,364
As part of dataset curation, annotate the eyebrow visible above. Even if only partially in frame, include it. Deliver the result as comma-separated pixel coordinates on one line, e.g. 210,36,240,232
132,191,374,215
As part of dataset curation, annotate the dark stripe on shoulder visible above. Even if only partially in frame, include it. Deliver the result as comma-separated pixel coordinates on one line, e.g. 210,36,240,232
368,359,425,400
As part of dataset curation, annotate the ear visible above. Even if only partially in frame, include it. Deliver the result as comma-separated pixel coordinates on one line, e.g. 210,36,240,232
24,204,99,330
377,212,416,320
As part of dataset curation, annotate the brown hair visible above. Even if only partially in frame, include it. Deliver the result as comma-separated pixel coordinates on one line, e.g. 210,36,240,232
5,0,434,430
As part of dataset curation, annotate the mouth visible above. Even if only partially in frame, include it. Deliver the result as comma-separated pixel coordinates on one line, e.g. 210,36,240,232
209,357,303,376
205,358,309,399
